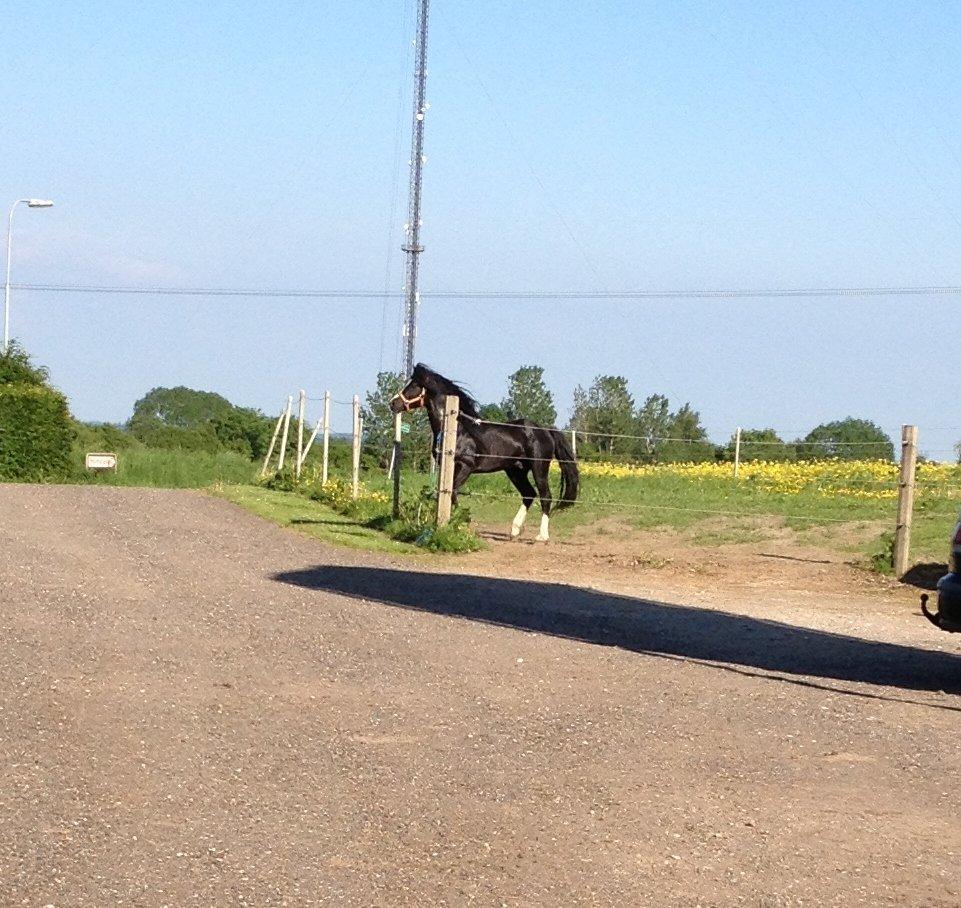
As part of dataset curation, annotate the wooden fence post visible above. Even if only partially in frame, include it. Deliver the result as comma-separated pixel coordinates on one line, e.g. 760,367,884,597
436,395,459,527
893,424,918,578
392,412,403,520
351,395,361,500
296,389,306,479
322,390,331,485
733,426,742,479
571,429,577,459
277,395,293,473
260,408,286,477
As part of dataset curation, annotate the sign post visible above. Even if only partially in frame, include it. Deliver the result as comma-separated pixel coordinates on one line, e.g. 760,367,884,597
85,452,118,472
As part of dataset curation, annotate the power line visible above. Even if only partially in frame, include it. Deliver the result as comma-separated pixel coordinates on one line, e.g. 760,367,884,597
13,282,961,300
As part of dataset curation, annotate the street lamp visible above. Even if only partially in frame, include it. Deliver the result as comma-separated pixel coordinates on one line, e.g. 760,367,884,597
4,198,54,353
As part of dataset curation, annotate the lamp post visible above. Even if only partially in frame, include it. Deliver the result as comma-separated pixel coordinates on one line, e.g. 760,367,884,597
4,198,54,353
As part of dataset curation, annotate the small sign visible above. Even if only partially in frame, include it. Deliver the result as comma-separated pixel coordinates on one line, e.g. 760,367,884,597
401,423,411,435
85,452,118,471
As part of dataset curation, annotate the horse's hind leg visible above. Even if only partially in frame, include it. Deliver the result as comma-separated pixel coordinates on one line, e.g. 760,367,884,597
505,465,536,540
531,459,553,542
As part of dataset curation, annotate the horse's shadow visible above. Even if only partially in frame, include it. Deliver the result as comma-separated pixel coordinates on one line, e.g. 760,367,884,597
272,565,961,705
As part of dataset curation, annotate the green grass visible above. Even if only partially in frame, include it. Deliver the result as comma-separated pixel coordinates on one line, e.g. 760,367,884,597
69,443,961,570
353,467,959,569
75,447,257,488
212,484,423,555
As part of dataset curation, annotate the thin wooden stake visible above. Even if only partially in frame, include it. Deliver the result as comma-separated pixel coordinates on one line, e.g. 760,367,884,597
277,395,293,473
392,412,402,519
296,389,306,479
893,424,918,579
300,417,323,471
733,426,742,479
436,395,459,527
322,390,331,485
260,408,286,478
351,395,361,500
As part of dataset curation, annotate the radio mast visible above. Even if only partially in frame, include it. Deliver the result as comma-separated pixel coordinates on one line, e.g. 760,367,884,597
401,0,430,376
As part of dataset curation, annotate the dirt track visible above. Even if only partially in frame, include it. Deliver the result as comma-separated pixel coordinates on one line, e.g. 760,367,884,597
2,484,960,906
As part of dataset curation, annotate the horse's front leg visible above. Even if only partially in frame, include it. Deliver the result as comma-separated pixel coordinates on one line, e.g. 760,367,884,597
449,458,473,509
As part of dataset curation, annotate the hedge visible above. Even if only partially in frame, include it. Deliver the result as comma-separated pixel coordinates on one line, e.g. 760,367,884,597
0,383,74,481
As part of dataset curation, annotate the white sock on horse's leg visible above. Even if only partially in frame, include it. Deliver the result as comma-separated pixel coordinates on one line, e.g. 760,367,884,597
510,504,528,538
536,514,550,542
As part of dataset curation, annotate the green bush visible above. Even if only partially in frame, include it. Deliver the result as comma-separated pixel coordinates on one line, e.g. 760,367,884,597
869,531,895,574
73,421,142,453
132,422,222,453
0,382,74,481
278,471,482,554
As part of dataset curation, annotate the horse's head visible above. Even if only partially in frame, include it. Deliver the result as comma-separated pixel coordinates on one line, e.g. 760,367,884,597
389,365,429,413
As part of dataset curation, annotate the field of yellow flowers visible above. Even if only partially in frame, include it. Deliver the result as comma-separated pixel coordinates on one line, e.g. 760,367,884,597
577,458,961,502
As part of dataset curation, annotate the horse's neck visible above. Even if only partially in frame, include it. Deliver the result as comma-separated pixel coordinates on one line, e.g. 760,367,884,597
425,396,444,437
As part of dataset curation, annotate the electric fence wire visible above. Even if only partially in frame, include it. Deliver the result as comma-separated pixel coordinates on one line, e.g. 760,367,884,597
16,282,961,300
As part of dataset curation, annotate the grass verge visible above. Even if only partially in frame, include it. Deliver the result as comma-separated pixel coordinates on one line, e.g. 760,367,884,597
76,448,256,488
211,484,424,556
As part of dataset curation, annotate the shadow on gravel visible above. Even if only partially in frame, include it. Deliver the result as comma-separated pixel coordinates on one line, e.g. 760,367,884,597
273,566,961,703
900,563,949,592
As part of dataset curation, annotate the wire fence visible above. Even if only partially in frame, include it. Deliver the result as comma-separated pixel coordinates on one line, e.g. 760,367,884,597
236,387,961,571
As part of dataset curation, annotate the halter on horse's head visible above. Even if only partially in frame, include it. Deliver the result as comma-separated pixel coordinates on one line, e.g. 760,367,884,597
391,385,426,412
389,364,431,413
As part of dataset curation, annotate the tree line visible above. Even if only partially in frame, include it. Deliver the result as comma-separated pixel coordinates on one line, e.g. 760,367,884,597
0,343,905,485
362,366,896,465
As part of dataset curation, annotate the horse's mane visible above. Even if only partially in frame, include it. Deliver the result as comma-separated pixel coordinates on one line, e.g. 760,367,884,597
413,363,481,419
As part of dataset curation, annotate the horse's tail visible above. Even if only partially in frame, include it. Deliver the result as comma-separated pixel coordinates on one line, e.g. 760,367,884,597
551,429,579,510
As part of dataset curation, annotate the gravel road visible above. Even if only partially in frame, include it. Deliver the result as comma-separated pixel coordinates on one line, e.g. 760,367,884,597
2,484,960,906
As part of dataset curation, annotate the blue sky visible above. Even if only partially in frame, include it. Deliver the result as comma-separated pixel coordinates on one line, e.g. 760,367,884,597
4,1,961,456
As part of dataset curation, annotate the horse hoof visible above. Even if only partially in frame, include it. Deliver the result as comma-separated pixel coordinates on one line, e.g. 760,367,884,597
535,535,549,543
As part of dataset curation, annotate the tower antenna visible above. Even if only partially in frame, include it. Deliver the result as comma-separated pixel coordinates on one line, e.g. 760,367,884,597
401,0,430,375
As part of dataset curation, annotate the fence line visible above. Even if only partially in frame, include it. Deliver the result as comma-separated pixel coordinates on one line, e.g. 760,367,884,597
462,450,921,477
469,415,897,448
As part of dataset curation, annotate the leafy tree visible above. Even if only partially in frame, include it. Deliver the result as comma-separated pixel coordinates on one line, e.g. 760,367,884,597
479,402,508,423
212,407,274,459
0,341,49,386
800,418,894,461
127,385,274,458
635,394,671,439
630,394,670,461
570,375,635,456
0,342,74,481
361,371,431,469
501,365,557,427
129,386,235,432
659,402,716,462
726,428,796,462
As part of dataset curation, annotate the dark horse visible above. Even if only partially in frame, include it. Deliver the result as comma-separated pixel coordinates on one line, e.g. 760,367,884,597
390,364,579,541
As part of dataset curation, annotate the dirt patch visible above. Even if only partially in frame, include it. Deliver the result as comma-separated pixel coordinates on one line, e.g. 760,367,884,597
2,485,959,906
466,514,906,612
